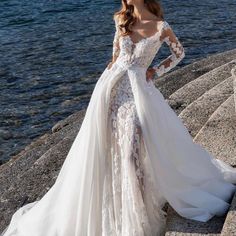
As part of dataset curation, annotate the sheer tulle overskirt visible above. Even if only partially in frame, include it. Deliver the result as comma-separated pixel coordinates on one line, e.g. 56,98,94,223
129,66,236,222
1,62,236,236
1,64,126,236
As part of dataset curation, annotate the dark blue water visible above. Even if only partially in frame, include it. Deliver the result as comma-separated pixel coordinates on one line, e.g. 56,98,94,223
1,0,236,163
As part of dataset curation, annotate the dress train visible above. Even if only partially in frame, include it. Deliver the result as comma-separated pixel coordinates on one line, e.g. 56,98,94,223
1,18,236,235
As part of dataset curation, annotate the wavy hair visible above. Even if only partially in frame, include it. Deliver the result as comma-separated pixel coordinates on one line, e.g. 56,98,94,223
113,0,164,36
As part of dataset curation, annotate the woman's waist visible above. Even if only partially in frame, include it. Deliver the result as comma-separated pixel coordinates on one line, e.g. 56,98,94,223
115,57,149,70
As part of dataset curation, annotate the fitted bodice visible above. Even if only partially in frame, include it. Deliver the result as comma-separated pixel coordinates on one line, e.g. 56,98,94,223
112,19,185,76
115,32,163,69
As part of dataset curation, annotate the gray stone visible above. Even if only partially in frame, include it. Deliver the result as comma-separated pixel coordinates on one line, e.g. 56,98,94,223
194,95,236,166
165,205,224,236
1,48,236,235
221,193,236,236
154,48,236,99
168,60,236,115
179,76,233,137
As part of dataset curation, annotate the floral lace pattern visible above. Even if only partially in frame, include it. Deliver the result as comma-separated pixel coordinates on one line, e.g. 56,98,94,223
153,21,185,77
112,16,121,61
111,17,185,77
102,72,167,236
101,17,185,235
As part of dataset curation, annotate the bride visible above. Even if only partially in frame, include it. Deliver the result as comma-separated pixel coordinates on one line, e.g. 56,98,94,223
1,0,236,235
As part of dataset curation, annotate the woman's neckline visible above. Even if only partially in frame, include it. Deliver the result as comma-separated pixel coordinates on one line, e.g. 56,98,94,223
125,20,165,45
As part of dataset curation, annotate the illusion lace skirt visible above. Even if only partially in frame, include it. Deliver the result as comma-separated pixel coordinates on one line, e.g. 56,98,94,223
102,72,167,236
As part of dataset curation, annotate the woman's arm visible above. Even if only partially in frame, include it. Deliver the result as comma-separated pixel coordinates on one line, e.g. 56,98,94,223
152,21,185,77
112,16,121,63
107,16,121,69
108,17,120,69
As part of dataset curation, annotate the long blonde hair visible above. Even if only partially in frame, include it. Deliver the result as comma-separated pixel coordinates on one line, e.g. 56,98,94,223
113,0,164,36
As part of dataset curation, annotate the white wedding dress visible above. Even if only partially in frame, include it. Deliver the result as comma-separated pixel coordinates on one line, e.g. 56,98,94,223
1,19,236,236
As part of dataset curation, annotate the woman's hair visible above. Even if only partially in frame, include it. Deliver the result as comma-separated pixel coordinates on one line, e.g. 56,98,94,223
113,0,164,36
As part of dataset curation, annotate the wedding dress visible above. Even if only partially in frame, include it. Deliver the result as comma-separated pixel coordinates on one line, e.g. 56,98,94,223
1,18,236,236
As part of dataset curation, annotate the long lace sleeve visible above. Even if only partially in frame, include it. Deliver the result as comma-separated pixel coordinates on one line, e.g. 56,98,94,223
153,21,185,77
112,16,121,63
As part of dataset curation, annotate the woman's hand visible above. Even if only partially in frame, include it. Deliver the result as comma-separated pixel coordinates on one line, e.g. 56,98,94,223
146,67,156,82
107,61,114,70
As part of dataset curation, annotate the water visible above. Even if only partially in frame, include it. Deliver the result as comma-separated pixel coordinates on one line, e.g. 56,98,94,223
0,0,236,163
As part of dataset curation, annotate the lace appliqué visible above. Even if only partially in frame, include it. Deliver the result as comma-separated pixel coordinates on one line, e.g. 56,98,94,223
102,18,180,235
109,72,145,189
153,21,185,78
112,17,121,60
102,73,156,236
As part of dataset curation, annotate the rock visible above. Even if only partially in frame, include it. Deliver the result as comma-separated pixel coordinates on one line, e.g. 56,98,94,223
1,48,236,235
0,130,13,140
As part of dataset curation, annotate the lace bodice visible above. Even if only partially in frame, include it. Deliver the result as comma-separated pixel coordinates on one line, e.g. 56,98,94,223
112,17,185,77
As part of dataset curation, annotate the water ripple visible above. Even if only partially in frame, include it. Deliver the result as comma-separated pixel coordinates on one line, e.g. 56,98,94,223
0,0,236,162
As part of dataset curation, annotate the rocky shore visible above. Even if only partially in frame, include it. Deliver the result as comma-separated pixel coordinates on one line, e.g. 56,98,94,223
1,48,236,235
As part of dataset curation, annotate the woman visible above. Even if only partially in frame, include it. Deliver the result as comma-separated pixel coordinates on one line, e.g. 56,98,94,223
1,0,236,235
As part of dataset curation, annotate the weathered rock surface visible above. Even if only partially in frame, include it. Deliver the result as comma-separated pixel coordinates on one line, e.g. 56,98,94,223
1,48,236,235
